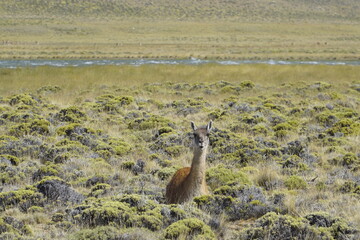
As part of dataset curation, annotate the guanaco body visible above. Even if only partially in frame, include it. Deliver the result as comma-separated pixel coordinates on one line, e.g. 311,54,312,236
165,121,212,204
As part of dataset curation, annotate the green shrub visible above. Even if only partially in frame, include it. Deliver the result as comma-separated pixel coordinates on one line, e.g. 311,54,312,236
32,163,60,181
37,85,62,94
70,226,121,240
208,109,226,120
8,94,38,106
239,212,330,240
240,80,255,89
164,145,184,157
329,153,360,169
0,187,43,212
163,218,216,240
56,106,87,123
326,119,360,136
95,95,134,113
284,175,307,190
305,212,358,239
56,123,96,136
206,165,250,190
90,183,111,197
73,200,133,227
108,138,131,156
0,154,20,166
128,114,173,130
338,181,359,194
157,167,178,180
158,127,174,135
0,216,33,237
122,161,135,170
9,119,50,136
310,81,332,91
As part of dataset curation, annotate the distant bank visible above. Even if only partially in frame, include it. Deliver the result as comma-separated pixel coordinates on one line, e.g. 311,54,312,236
1,59,360,68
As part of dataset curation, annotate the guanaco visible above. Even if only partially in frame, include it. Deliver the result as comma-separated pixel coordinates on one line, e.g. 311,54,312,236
165,121,212,204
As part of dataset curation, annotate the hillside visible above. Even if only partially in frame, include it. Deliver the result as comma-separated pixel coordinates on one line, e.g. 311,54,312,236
1,0,360,22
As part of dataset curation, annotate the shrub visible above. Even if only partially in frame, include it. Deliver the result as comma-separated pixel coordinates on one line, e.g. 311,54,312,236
195,184,274,220
37,85,62,94
0,216,33,238
240,80,255,89
89,183,111,197
238,212,329,240
32,163,60,181
56,123,96,137
0,187,43,212
255,167,281,190
305,212,358,239
163,218,216,240
326,119,360,136
36,177,84,204
206,165,251,190
157,167,178,180
72,200,133,227
0,154,20,166
69,226,121,240
9,119,50,136
309,82,332,91
95,95,134,113
128,114,173,130
55,106,87,123
284,175,307,190
8,94,39,106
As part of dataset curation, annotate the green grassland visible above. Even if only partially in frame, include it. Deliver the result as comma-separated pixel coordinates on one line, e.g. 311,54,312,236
1,0,360,60
0,64,360,239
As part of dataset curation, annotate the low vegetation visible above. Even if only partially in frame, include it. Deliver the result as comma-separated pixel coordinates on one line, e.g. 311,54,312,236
1,0,360,60
0,64,359,239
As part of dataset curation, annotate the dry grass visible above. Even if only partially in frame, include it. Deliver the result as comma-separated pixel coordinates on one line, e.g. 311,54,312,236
1,64,359,104
1,18,360,60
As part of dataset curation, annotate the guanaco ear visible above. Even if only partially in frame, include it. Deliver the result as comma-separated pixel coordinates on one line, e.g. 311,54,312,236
206,120,213,133
191,121,197,131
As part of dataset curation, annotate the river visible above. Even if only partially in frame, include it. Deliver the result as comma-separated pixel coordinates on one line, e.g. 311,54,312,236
1,58,360,68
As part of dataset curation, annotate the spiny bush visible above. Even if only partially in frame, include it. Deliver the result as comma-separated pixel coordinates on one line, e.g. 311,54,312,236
206,164,251,190
238,212,330,240
0,216,33,238
94,94,134,113
70,226,157,240
284,175,307,190
36,176,84,204
8,94,40,106
163,218,216,240
9,118,50,137
55,106,87,123
0,186,43,212
195,183,274,221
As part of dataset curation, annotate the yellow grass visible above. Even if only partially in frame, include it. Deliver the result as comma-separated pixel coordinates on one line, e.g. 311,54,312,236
1,18,360,60
1,64,359,96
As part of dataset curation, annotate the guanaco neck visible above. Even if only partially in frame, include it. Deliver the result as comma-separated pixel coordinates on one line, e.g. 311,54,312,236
188,146,208,185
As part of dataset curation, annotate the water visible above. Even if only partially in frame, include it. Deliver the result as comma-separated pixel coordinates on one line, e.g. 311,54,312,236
1,58,359,68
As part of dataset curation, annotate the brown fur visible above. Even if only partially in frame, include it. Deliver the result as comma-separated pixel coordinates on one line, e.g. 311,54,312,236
165,121,212,204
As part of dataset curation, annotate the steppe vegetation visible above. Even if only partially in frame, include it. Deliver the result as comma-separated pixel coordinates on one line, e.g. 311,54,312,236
1,0,360,60
0,64,360,239
1,0,360,239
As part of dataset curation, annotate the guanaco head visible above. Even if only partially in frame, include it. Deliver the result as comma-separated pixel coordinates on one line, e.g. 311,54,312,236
191,120,213,150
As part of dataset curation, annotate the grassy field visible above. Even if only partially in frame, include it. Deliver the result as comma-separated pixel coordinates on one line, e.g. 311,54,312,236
1,19,359,60
1,0,360,60
0,64,360,239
